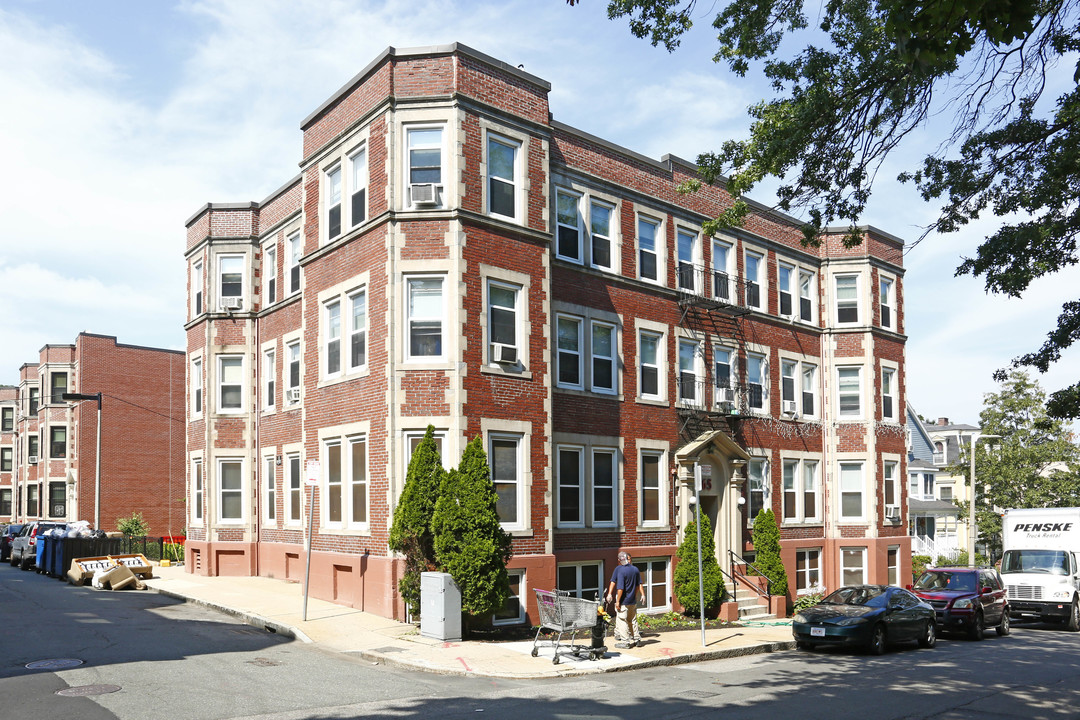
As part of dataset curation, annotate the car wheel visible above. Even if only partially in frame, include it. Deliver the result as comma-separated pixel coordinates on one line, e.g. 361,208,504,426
968,612,984,641
996,610,1011,636
1066,599,1080,632
19,556,31,571
796,641,814,651
918,621,937,649
868,625,886,656
8,552,16,567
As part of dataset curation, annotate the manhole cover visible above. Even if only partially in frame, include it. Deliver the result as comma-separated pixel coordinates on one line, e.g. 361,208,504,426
246,657,281,667
57,684,121,697
26,659,84,670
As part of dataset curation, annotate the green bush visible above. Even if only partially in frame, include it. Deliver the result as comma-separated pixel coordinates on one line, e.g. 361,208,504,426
793,591,825,613
116,512,150,537
431,437,513,627
934,550,991,568
674,511,726,616
751,509,788,596
389,426,447,616
911,554,932,582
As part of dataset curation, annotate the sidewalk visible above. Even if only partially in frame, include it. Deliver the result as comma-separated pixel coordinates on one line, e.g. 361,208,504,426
143,566,795,679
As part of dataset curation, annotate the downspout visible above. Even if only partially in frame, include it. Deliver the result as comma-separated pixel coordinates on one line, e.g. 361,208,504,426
254,298,261,578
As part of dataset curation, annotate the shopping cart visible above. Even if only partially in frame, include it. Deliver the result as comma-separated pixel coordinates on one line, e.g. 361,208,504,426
531,589,607,664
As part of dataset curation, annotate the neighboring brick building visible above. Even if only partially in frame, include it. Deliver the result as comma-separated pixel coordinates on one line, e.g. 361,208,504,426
4,333,185,535
184,43,910,622
0,385,16,520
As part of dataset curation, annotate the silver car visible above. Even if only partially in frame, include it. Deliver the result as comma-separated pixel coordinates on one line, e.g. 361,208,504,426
9,522,67,571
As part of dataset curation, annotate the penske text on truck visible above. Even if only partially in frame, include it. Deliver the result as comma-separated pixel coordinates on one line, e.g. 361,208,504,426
1001,507,1080,630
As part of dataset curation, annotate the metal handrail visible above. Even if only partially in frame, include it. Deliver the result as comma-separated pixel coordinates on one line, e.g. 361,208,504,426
728,550,772,600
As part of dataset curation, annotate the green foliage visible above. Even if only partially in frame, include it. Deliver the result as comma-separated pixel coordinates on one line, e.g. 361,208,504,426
750,509,788,596
934,550,991,568
953,371,1080,554
116,512,149,537
389,426,447,616
674,511,727,615
911,554,933,582
431,437,513,622
586,0,1080,419
793,591,825,613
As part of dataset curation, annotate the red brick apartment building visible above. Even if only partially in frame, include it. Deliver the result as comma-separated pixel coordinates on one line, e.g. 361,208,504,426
1,334,185,536
184,43,910,622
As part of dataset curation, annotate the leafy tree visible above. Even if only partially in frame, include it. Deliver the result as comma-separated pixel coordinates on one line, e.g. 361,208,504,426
431,436,513,628
911,554,932,583
116,512,149,537
388,426,446,616
751,509,788,596
571,0,1080,419
954,370,1080,554
673,511,726,616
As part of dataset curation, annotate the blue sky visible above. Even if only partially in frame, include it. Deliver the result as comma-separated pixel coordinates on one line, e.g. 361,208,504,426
1,0,1076,426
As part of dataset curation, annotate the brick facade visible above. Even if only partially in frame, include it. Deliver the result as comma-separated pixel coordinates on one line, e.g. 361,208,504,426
184,43,910,623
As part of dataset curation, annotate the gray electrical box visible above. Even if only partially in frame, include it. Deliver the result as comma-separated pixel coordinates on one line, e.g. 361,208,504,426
420,572,462,641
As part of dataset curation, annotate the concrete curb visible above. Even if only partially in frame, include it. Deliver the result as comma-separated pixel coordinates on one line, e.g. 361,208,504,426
151,586,313,644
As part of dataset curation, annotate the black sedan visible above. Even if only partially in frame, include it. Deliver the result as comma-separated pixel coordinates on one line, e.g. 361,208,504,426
792,585,937,655
0,524,24,562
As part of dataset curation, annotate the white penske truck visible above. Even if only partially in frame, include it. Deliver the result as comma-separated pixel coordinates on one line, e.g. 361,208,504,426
1001,507,1080,630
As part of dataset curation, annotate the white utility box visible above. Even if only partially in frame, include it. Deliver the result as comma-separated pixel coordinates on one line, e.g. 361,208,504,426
420,572,462,641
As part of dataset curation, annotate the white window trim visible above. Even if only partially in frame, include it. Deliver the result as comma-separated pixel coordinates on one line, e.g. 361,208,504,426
318,422,371,532
676,226,702,295
555,313,584,391
554,187,584,264
636,212,664,285
481,418,532,534
745,350,769,414
590,446,619,528
190,355,203,419
348,143,369,231
287,232,302,296
590,320,618,395
492,568,527,626
778,261,797,319
838,460,866,522
217,253,246,309
324,162,343,245
556,444,585,529
634,557,672,613
556,561,605,599
713,344,737,409
485,277,525,371
746,456,770,526
404,123,447,210
190,456,204,526
284,335,302,406
883,459,901,520
216,354,244,415
798,268,816,323
834,273,861,325
881,362,899,422
795,548,823,595
405,274,446,363
879,274,895,330
263,347,276,412
638,442,670,530
676,335,704,408
841,546,868,586
780,456,821,524
263,453,277,525
191,259,204,319
588,198,617,273
263,241,277,307
284,449,303,526
712,236,736,303
837,365,864,419
637,324,667,403
801,362,819,419
490,432,526,532
323,298,343,380
744,248,766,311
484,131,523,223
216,457,247,524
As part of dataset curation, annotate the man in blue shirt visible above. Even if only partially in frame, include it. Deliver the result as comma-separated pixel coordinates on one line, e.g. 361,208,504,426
606,551,645,648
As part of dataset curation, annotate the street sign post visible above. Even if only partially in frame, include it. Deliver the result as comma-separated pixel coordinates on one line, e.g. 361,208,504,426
302,460,320,621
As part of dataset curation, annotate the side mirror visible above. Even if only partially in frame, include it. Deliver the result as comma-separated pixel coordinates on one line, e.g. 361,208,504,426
905,584,914,591
980,587,993,595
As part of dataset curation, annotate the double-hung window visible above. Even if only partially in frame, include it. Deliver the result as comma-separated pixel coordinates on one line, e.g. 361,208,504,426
677,339,700,404
325,300,342,376
27,485,39,516
487,135,518,220
0,489,10,516
640,451,664,526
836,275,859,323
714,347,733,397
746,353,766,411
326,164,343,241
747,459,768,523
638,216,659,282
407,127,443,207
193,260,203,316
639,330,662,400
28,436,38,462
778,263,795,317
219,256,244,309
781,360,796,410
349,146,367,227
555,189,582,263
881,367,897,421
782,459,819,522
838,367,862,418
286,341,300,404
349,290,367,370
589,200,613,271
712,238,734,302
218,459,243,522
591,448,617,526
591,321,616,393
490,434,523,529
842,547,867,585
744,251,764,309
29,387,40,415
51,372,68,403
801,364,817,417
840,461,864,520
803,461,820,521
633,559,671,611
2,407,13,432
324,440,343,524
263,349,275,410
557,562,602,599
799,269,814,322
879,277,894,329
264,245,276,305
493,569,526,626
218,356,243,413
406,276,444,359
556,316,583,389
677,229,698,292
1,448,12,472
884,461,899,519
557,445,584,527
287,453,302,523
349,436,368,525
488,281,520,365
796,549,821,593
287,233,302,295
192,459,203,523
264,455,276,522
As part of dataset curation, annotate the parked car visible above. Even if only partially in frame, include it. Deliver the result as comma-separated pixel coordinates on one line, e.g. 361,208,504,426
792,585,937,655
1,524,25,562
910,566,1010,640
9,522,67,571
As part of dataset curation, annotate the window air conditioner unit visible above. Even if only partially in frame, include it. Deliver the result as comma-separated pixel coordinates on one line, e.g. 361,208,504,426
716,387,735,404
782,400,799,416
409,183,439,206
491,343,518,364
287,387,301,403
28,455,37,464
885,506,900,521
219,296,243,311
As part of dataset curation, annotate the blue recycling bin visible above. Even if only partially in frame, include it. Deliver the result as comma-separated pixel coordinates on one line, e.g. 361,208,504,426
50,535,68,578
35,533,49,572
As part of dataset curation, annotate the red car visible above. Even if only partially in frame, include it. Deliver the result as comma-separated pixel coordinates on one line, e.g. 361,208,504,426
910,567,1010,640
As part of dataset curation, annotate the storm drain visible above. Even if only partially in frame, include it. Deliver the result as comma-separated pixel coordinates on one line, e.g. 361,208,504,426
26,659,84,671
57,685,121,697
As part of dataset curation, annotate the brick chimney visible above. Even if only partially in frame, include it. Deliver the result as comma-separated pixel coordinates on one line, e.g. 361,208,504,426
936,417,949,426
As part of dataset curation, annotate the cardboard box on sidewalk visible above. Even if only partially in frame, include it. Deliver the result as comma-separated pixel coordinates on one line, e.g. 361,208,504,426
67,553,153,585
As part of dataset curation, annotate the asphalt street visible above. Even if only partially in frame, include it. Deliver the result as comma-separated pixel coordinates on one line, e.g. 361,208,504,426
4,564,1080,719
